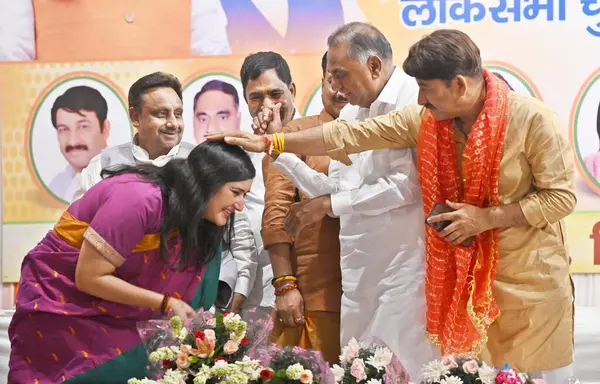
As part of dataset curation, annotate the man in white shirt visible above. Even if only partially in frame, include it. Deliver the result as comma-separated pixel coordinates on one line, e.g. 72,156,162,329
73,72,258,312
237,51,301,309
49,86,110,203
262,23,435,380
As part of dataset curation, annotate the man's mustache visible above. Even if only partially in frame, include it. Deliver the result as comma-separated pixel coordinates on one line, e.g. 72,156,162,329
334,95,349,103
424,103,436,110
159,128,181,134
66,145,88,152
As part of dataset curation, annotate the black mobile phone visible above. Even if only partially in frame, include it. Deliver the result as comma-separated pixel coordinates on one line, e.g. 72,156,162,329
425,202,474,247
425,202,454,232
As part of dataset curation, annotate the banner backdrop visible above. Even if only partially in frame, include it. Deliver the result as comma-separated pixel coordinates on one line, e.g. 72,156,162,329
1,0,600,281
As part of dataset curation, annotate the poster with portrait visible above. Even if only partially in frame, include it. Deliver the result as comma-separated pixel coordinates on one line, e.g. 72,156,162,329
0,55,321,282
181,72,253,145
28,73,133,205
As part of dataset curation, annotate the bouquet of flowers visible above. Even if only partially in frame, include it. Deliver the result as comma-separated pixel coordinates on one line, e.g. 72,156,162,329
128,308,273,384
331,337,410,384
249,343,336,384
420,355,547,384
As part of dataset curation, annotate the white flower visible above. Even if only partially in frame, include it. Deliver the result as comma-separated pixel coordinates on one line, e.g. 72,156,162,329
366,347,393,371
299,369,313,384
331,364,345,382
211,359,230,377
161,369,189,384
206,317,217,328
148,346,180,362
477,363,498,384
177,326,188,342
422,359,451,382
286,363,305,380
127,379,159,384
234,357,263,381
440,376,463,384
367,379,382,384
230,330,247,343
224,372,249,384
193,365,212,384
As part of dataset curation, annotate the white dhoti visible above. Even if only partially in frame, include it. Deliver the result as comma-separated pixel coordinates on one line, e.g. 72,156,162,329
339,205,437,382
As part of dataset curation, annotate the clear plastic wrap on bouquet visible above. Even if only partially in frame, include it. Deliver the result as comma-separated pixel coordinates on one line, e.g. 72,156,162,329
334,335,410,384
134,306,274,380
249,343,336,384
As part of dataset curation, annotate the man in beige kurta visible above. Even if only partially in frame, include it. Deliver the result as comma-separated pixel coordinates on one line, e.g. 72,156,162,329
207,29,576,383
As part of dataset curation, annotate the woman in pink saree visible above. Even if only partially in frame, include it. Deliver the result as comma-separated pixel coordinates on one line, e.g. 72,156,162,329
8,141,255,384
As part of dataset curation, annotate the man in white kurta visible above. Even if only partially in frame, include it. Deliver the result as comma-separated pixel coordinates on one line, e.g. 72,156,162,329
269,23,435,380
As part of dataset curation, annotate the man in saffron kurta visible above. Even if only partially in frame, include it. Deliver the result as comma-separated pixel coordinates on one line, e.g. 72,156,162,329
208,30,576,383
261,52,345,365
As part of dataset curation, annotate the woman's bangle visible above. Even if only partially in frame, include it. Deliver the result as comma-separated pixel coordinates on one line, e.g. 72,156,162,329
160,293,172,314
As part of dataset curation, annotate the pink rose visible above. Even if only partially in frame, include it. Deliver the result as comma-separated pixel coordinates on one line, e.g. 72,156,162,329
299,369,313,384
180,344,192,354
441,356,458,368
346,345,360,362
223,340,239,355
495,372,520,384
350,358,367,382
204,329,216,343
462,359,479,374
176,352,190,369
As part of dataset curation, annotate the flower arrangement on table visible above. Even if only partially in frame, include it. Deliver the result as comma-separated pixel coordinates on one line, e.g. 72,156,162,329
128,308,271,384
249,343,335,384
420,355,547,384
128,308,335,384
331,337,410,384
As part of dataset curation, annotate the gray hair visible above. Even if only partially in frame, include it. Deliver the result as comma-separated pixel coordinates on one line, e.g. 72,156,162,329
327,22,393,63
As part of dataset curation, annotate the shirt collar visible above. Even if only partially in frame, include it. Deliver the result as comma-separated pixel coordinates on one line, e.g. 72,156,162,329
375,66,406,106
357,66,407,117
131,134,181,162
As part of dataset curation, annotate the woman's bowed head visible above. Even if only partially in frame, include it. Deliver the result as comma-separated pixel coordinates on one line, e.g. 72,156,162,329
102,140,255,269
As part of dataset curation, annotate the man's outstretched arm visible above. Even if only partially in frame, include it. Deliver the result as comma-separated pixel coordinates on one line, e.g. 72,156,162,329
205,105,422,164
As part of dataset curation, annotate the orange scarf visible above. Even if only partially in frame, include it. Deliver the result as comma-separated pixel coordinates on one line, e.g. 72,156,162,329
417,69,509,355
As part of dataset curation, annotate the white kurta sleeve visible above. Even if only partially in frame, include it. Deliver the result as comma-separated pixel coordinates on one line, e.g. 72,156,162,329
271,154,339,198
72,154,104,201
330,148,421,217
0,0,35,61
228,209,258,297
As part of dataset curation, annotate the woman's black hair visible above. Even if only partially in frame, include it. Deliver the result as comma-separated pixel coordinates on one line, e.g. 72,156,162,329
101,141,255,270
